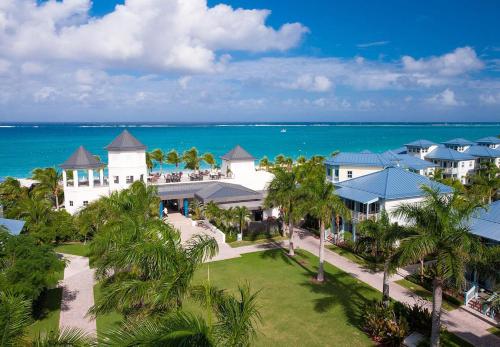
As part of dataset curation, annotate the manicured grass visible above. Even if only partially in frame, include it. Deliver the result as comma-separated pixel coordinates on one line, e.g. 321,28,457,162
93,283,123,337
54,243,90,257
487,326,500,337
395,279,460,311
326,244,382,271
228,236,287,248
190,249,378,346
26,287,63,337
439,331,473,347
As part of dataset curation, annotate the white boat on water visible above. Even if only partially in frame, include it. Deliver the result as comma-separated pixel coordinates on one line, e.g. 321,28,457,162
280,128,287,133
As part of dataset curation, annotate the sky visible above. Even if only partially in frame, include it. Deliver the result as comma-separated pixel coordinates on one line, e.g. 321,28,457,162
0,0,499,122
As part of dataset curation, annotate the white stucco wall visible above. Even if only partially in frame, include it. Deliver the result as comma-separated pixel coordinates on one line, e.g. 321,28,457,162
334,165,383,182
64,185,110,215
383,196,426,226
108,150,147,191
221,159,255,179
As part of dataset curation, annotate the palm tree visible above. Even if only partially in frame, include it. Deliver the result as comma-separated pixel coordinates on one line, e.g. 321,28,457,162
166,149,182,169
203,152,216,169
0,177,28,214
233,206,251,239
204,201,221,222
357,210,409,305
32,167,63,209
259,156,270,171
469,161,500,204
306,167,350,282
392,186,483,347
0,291,93,346
151,149,167,173
145,152,154,173
296,155,306,165
99,283,261,347
330,150,340,157
265,167,307,256
183,147,203,171
274,154,285,168
190,199,205,220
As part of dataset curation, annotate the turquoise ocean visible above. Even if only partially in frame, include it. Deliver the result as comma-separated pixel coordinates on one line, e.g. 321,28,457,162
1,122,500,178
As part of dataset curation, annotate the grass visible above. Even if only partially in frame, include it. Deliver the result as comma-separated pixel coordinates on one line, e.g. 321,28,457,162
93,283,123,337
487,326,500,337
54,242,90,257
26,287,63,337
326,244,383,272
395,279,461,311
228,235,287,248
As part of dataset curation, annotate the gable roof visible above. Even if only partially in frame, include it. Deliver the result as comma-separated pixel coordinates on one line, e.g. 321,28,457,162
469,201,500,242
221,145,255,161
60,146,104,170
325,152,392,167
382,151,437,170
0,218,25,235
442,138,475,146
475,136,500,145
425,146,476,161
105,130,146,151
335,167,452,202
404,139,436,148
195,182,261,203
464,145,500,159
390,146,407,155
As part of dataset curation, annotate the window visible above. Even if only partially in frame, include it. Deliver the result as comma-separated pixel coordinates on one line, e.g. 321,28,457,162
69,201,73,206
347,170,353,179
126,175,134,183
326,167,332,177
469,161,473,167
140,174,144,182
83,201,88,206
113,176,119,184
461,162,464,168
334,169,339,178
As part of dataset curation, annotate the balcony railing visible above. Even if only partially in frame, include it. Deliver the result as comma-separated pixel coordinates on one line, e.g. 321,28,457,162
351,211,379,222
442,167,458,175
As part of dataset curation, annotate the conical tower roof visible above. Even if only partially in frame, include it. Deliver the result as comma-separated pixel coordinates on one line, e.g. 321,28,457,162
105,129,146,151
221,145,255,160
60,146,104,170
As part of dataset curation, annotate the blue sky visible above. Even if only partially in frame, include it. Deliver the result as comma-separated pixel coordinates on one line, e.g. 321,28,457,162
1,0,499,122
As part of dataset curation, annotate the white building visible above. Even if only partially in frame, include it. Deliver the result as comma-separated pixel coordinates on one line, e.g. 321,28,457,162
475,136,500,149
61,130,148,214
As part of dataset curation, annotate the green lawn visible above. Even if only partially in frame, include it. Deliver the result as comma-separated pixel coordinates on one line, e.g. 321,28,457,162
93,283,123,337
326,244,382,271
228,236,287,248
487,326,500,337
395,279,461,311
26,287,63,337
54,243,90,257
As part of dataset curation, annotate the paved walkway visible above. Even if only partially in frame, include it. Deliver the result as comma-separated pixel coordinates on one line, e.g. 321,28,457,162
58,254,96,335
292,229,500,347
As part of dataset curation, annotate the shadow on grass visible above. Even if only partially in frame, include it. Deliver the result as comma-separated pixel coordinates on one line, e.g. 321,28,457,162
33,287,63,320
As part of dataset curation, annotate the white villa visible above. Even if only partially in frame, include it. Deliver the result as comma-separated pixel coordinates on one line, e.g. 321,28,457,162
60,130,276,220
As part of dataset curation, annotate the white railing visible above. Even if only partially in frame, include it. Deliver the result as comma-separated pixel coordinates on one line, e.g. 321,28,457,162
442,167,458,175
352,211,379,222
464,285,478,305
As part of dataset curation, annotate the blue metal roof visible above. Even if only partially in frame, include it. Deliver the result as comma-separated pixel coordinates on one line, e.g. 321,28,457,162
425,146,476,161
359,150,373,154
442,138,475,146
390,147,407,155
335,186,379,204
476,136,500,145
404,139,436,148
325,152,392,167
464,145,500,159
0,218,25,235
469,201,500,242
335,167,452,202
382,151,437,170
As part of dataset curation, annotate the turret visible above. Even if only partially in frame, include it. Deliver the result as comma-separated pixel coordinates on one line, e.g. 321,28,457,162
220,145,255,179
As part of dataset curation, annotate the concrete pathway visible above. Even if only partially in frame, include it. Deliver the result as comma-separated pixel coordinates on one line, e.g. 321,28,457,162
58,254,96,335
292,229,500,347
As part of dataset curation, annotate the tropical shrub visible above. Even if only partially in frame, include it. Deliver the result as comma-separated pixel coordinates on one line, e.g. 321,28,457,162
363,300,409,346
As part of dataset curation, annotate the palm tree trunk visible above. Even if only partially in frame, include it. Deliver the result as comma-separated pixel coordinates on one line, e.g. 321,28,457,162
420,258,424,283
335,215,340,245
55,193,60,210
382,259,390,306
430,278,443,347
317,221,325,282
288,220,295,256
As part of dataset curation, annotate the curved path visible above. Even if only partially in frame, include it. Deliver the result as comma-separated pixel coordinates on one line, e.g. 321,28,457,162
58,254,96,335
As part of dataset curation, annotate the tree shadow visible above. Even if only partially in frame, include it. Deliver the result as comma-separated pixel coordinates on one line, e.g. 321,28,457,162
32,287,63,320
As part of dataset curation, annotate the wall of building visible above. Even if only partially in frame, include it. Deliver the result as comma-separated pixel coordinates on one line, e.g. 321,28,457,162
64,185,110,215
330,165,383,182
383,196,426,226
108,150,147,191
221,159,255,179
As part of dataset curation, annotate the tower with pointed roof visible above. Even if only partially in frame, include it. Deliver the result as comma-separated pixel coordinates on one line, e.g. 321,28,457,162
60,146,107,214
106,130,148,191
220,145,256,179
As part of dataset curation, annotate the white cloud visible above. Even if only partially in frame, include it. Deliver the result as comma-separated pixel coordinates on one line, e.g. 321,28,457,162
34,86,58,102
178,76,192,90
0,0,307,73
356,41,390,48
283,74,332,92
358,99,375,110
402,47,483,76
21,62,45,75
479,93,500,105
426,88,463,107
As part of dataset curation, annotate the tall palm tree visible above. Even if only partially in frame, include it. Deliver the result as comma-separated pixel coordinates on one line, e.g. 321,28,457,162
259,156,270,171
204,201,221,222
99,283,261,347
274,154,285,168
233,206,251,239
183,147,203,171
31,167,63,210
330,150,340,157
203,152,216,169
357,210,409,305
284,157,294,170
306,167,350,282
145,152,154,173
296,155,306,165
469,161,500,204
151,149,167,173
166,149,182,169
392,186,483,347
0,177,28,214
265,167,307,256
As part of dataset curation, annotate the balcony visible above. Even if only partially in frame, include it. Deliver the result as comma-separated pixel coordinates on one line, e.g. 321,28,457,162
351,211,379,222
442,167,458,175
150,170,232,185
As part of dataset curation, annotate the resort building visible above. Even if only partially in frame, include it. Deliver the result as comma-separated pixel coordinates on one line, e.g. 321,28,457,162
464,145,500,169
404,139,439,160
442,138,475,152
332,167,452,241
424,146,476,184
476,136,500,149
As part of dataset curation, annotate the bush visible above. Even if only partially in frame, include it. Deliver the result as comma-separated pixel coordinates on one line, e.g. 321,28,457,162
363,300,408,346
394,301,432,335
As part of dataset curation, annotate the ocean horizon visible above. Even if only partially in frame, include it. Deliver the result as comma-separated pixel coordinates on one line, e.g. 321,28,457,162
1,122,500,178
